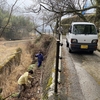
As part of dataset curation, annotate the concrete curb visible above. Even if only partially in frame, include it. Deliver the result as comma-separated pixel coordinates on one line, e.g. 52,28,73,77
47,63,55,100
48,34,63,100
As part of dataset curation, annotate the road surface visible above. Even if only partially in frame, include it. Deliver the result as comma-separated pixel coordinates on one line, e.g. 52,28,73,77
61,39,100,100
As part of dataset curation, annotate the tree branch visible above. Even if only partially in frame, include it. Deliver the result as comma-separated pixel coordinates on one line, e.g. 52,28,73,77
0,0,18,37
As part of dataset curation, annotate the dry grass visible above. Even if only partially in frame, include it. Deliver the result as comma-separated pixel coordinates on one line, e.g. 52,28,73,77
0,34,55,100
0,37,5,41
0,41,32,98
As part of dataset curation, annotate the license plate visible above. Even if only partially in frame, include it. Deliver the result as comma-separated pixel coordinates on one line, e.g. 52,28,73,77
81,45,88,49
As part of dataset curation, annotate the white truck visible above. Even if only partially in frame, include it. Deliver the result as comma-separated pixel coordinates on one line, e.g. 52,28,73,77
66,22,99,53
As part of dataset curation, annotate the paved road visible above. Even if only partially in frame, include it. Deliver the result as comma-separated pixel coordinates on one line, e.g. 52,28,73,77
61,39,100,100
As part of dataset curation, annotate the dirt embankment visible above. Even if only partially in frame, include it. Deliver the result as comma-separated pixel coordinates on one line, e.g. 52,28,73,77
0,34,56,100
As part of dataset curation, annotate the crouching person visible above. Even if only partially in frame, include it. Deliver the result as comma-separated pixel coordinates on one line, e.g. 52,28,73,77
17,70,33,98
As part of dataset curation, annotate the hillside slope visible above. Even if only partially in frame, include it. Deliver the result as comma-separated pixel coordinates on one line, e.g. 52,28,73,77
0,34,56,100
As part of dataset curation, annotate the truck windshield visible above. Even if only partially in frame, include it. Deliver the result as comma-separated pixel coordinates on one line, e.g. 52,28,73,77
73,24,97,34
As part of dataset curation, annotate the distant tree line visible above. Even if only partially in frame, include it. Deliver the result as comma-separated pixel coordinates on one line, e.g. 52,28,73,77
0,8,34,40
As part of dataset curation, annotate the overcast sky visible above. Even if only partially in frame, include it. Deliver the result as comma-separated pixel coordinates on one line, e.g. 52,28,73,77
7,0,33,9
6,0,36,17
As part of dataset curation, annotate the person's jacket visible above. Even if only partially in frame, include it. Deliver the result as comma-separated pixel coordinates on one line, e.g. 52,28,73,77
18,72,32,85
35,53,43,62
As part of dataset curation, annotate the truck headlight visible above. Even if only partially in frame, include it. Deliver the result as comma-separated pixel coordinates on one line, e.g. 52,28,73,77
71,39,78,43
91,39,98,44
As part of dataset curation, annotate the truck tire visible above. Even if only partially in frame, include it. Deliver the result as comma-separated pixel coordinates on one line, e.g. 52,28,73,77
89,51,93,54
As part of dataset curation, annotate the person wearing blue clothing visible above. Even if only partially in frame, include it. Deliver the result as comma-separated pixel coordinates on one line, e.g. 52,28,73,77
35,51,43,67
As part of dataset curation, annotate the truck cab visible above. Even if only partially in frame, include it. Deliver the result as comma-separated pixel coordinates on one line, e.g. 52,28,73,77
66,22,98,53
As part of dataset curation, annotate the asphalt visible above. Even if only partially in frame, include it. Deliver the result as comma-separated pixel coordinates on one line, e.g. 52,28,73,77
75,63,100,100
59,39,100,100
60,45,85,100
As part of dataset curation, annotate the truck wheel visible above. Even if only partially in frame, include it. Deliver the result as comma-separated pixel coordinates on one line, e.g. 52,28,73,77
89,51,93,54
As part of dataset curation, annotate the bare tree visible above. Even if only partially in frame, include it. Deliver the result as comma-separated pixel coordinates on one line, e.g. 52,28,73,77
27,0,100,35
29,0,100,20
0,0,18,37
